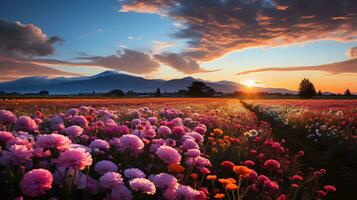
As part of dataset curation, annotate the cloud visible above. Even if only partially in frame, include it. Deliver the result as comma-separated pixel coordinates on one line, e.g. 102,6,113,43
236,58,357,75
152,41,175,53
0,19,63,57
0,57,79,81
120,0,357,62
154,52,220,74
17,49,161,74
347,47,357,58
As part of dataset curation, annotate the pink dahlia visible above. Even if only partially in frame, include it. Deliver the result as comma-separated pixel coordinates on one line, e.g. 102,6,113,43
36,133,72,151
263,180,279,193
89,139,110,151
0,110,17,124
104,125,129,137
149,173,178,189
155,146,182,164
66,108,79,116
15,116,38,131
65,125,83,137
186,149,201,158
56,147,92,170
0,144,33,166
99,172,123,189
158,126,171,137
20,169,53,197
118,134,144,153
324,185,336,192
124,168,146,179
94,160,118,175
129,178,156,195
176,185,200,199
182,139,199,150
263,159,281,171
172,126,186,136
0,131,14,144
187,132,204,143
71,115,89,127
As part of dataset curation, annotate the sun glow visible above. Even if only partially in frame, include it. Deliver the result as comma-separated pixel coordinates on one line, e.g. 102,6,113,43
243,79,257,87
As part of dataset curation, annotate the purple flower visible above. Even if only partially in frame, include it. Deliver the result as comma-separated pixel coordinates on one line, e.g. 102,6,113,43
176,185,200,199
149,173,177,189
186,149,201,158
95,160,118,175
0,131,14,144
89,139,110,151
110,185,133,200
124,168,146,179
182,139,199,150
66,108,79,116
158,126,171,137
71,115,88,127
155,145,182,164
36,133,72,151
0,144,33,166
65,125,83,137
117,134,144,153
129,178,156,195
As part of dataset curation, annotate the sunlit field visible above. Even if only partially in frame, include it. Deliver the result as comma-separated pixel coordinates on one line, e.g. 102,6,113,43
1,98,355,199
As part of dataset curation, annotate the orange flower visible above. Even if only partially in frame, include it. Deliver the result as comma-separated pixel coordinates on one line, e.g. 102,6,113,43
208,137,215,142
225,183,238,190
213,128,224,135
211,147,218,153
214,193,225,199
207,175,217,180
168,163,185,173
233,165,251,177
218,178,236,185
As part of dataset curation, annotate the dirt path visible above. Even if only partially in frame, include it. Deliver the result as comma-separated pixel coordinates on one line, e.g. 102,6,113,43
241,101,356,200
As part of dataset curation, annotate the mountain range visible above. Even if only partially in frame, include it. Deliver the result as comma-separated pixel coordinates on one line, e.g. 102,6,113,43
0,71,296,94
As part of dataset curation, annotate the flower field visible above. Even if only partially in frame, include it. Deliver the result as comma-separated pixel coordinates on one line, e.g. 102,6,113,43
0,98,338,199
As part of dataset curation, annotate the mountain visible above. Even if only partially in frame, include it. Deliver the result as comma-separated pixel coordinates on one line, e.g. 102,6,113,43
0,70,296,94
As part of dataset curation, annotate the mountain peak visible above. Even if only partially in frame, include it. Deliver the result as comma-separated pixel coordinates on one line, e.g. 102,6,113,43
91,70,120,78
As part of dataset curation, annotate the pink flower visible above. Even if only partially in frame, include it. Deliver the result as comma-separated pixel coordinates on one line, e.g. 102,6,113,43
186,149,201,158
0,144,33,166
110,185,133,200
172,126,185,136
276,194,287,200
194,156,211,168
163,186,178,200
65,125,83,137
193,126,206,135
94,160,118,175
129,178,156,195
324,185,336,192
15,116,38,131
148,173,177,189
71,115,89,127
176,185,200,199
89,139,110,151
100,172,123,189
104,125,129,137
263,180,279,193
155,146,182,164
0,110,17,124
292,175,304,181
298,150,304,157
118,134,144,153
124,168,146,179
263,159,281,171
66,108,79,116
56,147,92,170
158,126,171,137
50,116,64,131
0,131,14,144
36,133,72,151
244,160,255,167
187,132,204,143
20,169,53,197
258,175,269,183
182,139,199,150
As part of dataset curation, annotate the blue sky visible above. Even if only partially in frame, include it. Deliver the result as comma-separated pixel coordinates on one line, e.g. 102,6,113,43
0,0,356,92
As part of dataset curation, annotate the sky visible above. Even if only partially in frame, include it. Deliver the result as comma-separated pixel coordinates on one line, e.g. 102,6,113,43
0,0,356,93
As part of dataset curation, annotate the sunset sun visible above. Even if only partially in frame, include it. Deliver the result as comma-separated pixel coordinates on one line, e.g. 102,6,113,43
243,79,257,88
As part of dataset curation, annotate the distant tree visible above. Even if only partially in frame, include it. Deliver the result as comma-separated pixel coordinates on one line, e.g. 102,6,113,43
317,90,322,96
38,90,49,95
344,89,352,96
298,78,316,98
177,89,187,96
187,81,216,97
155,88,162,97
108,89,124,97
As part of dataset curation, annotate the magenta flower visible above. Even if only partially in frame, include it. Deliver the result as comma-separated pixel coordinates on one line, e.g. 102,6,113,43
0,110,17,124
263,180,279,193
56,147,92,170
158,126,171,137
99,172,123,189
15,116,38,131
129,178,156,195
0,131,14,144
20,169,53,197
155,145,182,164
186,149,201,158
94,160,118,175
70,115,89,127
124,168,146,179
182,139,199,150
66,108,79,116
324,185,336,192
36,133,72,151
